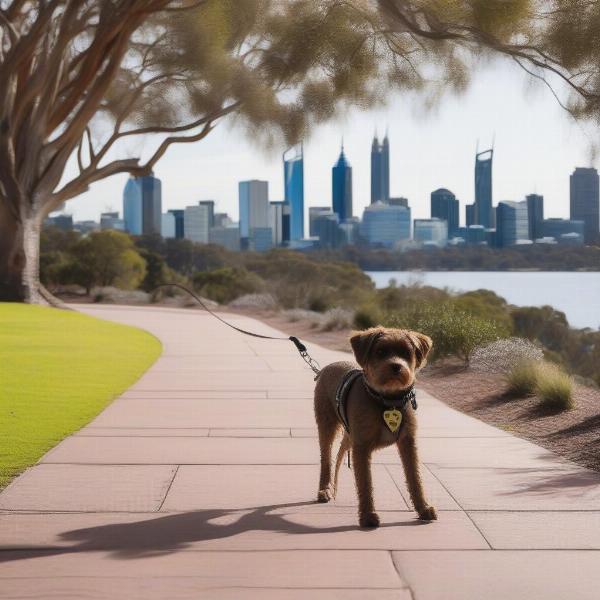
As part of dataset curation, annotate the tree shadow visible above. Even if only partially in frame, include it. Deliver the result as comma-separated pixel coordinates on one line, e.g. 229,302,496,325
499,467,600,497
0,500,427,564
548,414,600,438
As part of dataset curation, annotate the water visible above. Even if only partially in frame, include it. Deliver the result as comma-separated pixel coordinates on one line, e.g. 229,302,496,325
366,271,600,330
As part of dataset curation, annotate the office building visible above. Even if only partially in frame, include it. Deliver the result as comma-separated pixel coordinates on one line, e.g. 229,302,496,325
269,201,284,246
184,203,210,243
199,200,215,228
167,209,185,239
431,188,459,237
526,193,544,241
360,201,410,248
214,213,232,228
283,145,304,241
339,217,360,246
466,225,486,245
73,220,99,234
496,200,529,247
44,214,73,231
475,148,493,228
309,207,333,237
371,132,390,203
122,173,162,235
161,212,176,239
100,212,125,231
388,197,408,208
314,213,344,249
332,144,353,221
465,203,475,227
209,226,240,252
570,167,599,243
250,227,273,252
543,218,585,244
414,218,448,247
239,179,269,250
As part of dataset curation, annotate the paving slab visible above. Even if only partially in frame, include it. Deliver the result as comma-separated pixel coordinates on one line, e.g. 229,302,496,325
469,511,600,549
160,464,410,512
0,465,176,512
75,427,210,437
392,550,600,600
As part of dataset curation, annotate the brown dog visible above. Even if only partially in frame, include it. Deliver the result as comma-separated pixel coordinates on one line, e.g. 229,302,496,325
313,326,437,528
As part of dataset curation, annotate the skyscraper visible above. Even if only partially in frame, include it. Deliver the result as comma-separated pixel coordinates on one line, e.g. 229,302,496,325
414,218,448,247
370,132,390,204
167,209,185,239
526,193,544,241
475,148,493,228
360,201,410,248
570,167,599,243
184,203,210,243
431,188,459,237
496,201,529,248
332,144,353,221
122,173,162,235
199,200,215,228
283,145,304,241
239,179,270,250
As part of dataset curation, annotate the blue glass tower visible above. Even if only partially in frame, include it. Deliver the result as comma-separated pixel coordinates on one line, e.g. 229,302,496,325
123,173,162,235
371,132,390,204
123,177,142,235
283,145,304,242
332,144,353,221
475,148,493,228
431,188,459,237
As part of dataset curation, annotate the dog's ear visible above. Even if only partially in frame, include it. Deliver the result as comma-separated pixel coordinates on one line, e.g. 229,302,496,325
349,328,383,368
406,331,433,368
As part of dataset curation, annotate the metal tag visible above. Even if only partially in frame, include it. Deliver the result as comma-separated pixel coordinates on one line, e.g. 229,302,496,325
383,408,402,433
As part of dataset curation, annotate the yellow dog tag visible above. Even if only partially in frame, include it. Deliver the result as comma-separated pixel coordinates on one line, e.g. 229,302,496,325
383,408,403,433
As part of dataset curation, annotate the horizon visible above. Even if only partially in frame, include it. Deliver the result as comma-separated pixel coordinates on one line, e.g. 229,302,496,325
63,56,598,227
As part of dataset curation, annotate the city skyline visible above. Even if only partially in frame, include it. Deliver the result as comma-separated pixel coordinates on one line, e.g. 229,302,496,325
62,58,597,225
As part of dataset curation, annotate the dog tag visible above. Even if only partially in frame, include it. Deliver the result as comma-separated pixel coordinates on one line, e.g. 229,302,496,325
383,408,402,433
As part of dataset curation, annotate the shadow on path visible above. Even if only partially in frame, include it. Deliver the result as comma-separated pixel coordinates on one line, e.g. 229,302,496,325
0,500,427,563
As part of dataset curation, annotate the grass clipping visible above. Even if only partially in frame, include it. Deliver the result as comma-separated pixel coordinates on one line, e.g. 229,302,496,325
505,360,574,411
0,304,161,489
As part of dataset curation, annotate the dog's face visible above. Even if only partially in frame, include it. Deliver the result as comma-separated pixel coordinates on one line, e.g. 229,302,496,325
349,327,432,394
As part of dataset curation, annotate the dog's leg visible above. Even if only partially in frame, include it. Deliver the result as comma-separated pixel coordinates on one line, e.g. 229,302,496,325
397,434,437,521
317,421,337,503
352,444,379,528
333,433,351,498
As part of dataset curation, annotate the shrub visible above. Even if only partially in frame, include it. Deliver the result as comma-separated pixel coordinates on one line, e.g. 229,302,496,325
536,363,574,411
320,308,354,332
385,302,507,363
228,293,278,311
193,267,264,304
470,338,544,374
504,360,541,397
354,304,383,330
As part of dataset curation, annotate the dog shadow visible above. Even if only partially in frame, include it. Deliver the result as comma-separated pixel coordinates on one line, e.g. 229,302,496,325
1,500,427,564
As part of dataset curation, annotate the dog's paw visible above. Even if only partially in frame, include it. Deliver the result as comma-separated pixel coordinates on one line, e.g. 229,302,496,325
317,487,334,503
359,512,380,528
418,505,437,521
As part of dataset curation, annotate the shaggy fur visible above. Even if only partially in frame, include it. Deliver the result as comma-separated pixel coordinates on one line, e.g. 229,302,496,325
313,326,437,528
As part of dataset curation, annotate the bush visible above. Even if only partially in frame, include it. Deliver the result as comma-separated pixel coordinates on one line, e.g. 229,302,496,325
504,360,541,397
354,304,383,330
536,363,574,411
385,302,507,363
470,338,544,374
228,293,278,311
320,308,354,332
193,267,264,304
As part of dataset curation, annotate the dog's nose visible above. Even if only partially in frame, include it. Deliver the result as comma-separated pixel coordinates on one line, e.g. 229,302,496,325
391,363,402,374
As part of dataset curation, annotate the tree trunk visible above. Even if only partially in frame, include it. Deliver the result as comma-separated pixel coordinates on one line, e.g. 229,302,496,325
0,203,63,305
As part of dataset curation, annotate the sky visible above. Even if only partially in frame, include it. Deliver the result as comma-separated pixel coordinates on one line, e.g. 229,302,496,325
63,56,598,227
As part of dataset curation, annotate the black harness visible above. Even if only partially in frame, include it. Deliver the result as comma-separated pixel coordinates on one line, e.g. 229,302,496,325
335,369,418,435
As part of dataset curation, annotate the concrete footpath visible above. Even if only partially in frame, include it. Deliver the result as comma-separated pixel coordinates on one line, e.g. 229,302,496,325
2,304,600,599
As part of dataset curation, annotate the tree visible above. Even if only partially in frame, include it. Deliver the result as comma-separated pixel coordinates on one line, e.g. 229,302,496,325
0,0,413,303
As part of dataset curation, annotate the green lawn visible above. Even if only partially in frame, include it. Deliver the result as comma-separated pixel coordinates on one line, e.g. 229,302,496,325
0,303,161,489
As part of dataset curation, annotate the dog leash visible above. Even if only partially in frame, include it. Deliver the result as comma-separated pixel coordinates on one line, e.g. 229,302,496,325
152,283,322,376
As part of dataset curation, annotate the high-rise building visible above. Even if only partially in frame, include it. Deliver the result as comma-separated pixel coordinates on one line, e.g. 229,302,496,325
161,212,176,239
339,217,360,246
414,218,448,247
526,194,544,241
100,212,125,231
122,173,162,235
250,227,273,252
167,209,185,239
360,201,410,248
496,200,529,248
431,188,459,237
199,200,215,228
570,167,599,243
283,145,304,241
388,197,408,207
475,148,493,228
465,203,475,227
239,179,269,250
184,203,210,243
309,207,333,237
370,132,390,203
213,213,232,228
269,201,284,246
332,144,352,221
209,226,240,251
314,213,344,249
44,214,73,231
543,218,585,244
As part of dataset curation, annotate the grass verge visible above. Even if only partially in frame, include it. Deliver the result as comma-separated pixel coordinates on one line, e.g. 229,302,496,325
0,303,161,489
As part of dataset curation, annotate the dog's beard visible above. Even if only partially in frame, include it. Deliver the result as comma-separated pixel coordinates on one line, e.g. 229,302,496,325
365,370,413,394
